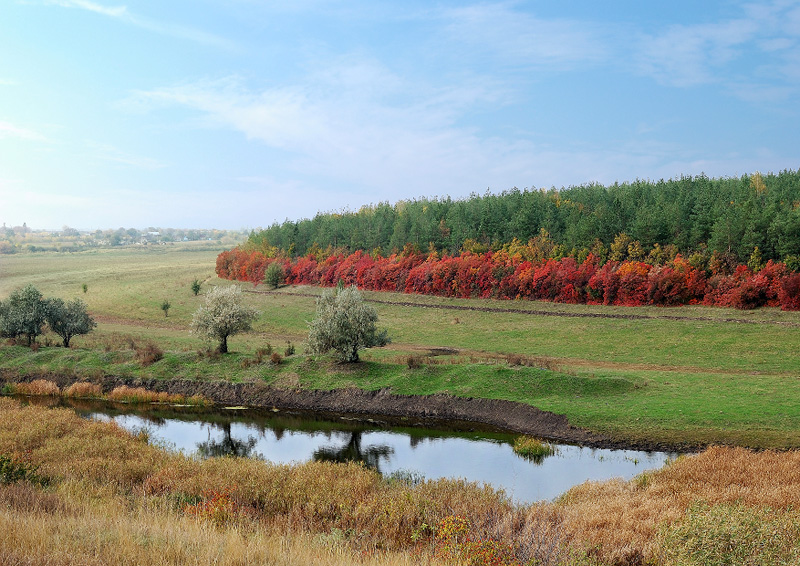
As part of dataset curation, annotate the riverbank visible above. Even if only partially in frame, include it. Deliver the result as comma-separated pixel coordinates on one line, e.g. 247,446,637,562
1,370,699,453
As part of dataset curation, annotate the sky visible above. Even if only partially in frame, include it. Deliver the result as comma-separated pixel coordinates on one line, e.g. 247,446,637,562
1,1,799,231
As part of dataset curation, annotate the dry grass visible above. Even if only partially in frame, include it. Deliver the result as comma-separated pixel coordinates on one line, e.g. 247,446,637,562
63,382,103,399
106,385,209,406
5,398,800,565
557,446,800,563
10,379,61,396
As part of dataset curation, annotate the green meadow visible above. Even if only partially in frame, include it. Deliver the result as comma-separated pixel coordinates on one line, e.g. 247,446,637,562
1,243,799,448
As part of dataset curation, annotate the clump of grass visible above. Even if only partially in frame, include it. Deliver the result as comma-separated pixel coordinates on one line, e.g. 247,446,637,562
406,355,423,369
11,379,60,397
64,381,103,399
513,436,555,461
254,345,272,363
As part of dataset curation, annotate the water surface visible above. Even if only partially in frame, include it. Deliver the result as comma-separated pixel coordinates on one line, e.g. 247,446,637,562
63,399,677,503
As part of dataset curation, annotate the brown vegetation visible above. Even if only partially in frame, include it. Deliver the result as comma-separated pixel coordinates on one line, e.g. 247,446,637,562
2,398,800,564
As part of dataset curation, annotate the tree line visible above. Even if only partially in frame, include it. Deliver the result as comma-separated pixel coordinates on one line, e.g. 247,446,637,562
246,170,800,266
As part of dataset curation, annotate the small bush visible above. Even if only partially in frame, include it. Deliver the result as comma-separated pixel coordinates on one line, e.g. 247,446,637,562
64,382,103,398
0,453,47,486
270,352,283,365
191,279,202,296
135,342,164,366
284,341,295,356
407,355,423,369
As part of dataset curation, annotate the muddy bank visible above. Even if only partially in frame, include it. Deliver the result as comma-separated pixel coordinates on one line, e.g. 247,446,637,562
1,371,691,452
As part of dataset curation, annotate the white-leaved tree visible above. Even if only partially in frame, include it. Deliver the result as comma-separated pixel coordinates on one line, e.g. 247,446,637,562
306,285,389,363
190,285,259,353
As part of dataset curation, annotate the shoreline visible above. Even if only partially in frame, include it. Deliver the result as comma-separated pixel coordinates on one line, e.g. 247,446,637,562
1,371,699,453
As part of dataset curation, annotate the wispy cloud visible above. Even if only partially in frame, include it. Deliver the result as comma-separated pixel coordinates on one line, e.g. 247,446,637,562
45,0,236,50
0,120,49,142
441,3,611,68
633,1,800,95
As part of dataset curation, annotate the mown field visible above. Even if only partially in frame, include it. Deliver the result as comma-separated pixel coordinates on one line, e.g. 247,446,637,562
1,244,800,448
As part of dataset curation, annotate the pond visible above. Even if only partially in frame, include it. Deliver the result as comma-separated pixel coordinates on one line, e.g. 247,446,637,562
56,398,678,504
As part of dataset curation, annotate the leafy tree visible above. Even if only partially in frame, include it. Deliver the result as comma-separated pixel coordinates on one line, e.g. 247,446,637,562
264,262,285,289
0,284,47,345
45,298,96,347
191,279,202,296
306,286,389,363
190,285,259,353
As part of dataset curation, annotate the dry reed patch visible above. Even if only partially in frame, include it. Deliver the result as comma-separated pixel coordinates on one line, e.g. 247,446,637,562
63,381,102,398
11,379,60,396
557,446,800,564
105,385,211,407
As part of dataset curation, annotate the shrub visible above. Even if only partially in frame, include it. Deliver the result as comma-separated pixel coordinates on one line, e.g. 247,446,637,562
407,355,423,369
264,261,285,289
270,352,283,365
160,300,171,317
284,341,295,356
191,279,202,296
0,454,47,486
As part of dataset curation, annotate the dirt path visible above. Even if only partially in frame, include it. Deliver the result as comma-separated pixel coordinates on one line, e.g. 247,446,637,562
251,287,800,327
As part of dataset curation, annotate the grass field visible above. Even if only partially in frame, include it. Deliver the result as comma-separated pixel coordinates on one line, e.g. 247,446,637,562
2,244,800,448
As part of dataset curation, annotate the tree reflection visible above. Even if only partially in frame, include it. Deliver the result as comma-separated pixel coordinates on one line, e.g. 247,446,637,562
196,422,258,459
313,431,393,472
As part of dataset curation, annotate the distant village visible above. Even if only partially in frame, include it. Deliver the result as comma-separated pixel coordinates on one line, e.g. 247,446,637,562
0,223,247,254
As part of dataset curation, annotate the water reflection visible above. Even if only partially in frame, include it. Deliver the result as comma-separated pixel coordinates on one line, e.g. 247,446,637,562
313,431,394,472
196,422,260,459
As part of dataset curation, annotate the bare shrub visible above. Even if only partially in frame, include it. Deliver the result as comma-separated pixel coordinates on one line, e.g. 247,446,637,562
406,355,423,369
270,352,283,365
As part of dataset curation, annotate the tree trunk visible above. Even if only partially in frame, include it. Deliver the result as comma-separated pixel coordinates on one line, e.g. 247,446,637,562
218,335,228,354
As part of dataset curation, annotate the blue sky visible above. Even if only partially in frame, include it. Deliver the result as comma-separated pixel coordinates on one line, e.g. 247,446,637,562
2,1,799,230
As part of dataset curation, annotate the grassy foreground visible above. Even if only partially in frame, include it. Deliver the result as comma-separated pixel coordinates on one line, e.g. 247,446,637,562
3,398,800,566
1,245,800,448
